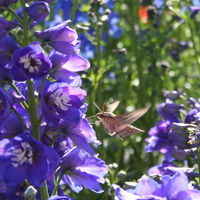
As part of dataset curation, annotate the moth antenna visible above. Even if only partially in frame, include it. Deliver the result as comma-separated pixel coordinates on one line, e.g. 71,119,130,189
116,135,124,141
86,115,96,119
102,102,106,113
93,102,101,112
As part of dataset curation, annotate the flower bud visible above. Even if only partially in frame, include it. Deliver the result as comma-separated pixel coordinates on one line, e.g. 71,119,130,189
24,186,37,199
26,1,50,23
171,123,197,134
172,149,188,160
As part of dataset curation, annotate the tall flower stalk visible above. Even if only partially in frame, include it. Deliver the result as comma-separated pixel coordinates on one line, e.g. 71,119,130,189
0,1,108,199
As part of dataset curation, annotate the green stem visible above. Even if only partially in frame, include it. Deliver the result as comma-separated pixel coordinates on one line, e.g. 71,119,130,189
20,0,29,45
187,21,200,76
128,0,146,107
9,32,23,47
27,79,40,140
69,0,80,25
39,181,49,200
7,7,23,24
51,167,63,196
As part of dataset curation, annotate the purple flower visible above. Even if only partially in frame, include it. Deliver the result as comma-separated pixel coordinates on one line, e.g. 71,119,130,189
148,160,176,176
49,51,90,86
0,0,18,13
145,91,198,160
0,67,11,83
145,120,174,154
53,134,74,157
34,21,79,55
10,41,52,81
157,101,184,122
52,118,99,155
41,82,87,126
0,113,24,140
113,171,200,200
185,109,199,123
48,195,75,200
2,183,27,200
59,147,108,193
0,88,14,128
0,0,18,6
0,17,17,40
25,1,50,23
0,131,60,186
189,6,200,19
0,35,20,67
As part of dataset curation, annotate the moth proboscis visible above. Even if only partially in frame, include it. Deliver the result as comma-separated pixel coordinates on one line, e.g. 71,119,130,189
90,101,149,139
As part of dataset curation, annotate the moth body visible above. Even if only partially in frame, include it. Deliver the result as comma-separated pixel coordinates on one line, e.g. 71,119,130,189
93,101,148,137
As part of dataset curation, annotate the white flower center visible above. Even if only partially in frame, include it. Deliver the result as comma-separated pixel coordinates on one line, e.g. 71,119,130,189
19,53,42,73
51,88,72,111
11,142,33,167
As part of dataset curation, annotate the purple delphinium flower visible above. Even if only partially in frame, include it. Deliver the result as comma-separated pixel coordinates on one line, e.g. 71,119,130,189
0,131,60,186
41,81,87,126
0,113,24,140
59,147,108,193
48,195,75,200
2,182,27,200
157,101,184,122
113,171,200,200
0,88,14,128
53,134,74,157
146,90,200,166
145,92,198,160
25,1,50,23
0,17,18,40
14,7,38,29
0,35,20,68
0,67,11,84
189,6,200,19
48,51,90,86
51,118,99,155
0,0,18,13
34,21,79,55
148,160,177,176
10,41,52,81
145,120,176,159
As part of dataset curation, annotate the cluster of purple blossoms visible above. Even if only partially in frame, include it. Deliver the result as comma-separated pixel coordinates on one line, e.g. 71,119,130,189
145,90,200,162
0,1,108,200
113,90,200,199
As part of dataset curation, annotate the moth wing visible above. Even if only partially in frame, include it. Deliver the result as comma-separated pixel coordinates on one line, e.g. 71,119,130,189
115,107,149,125
106,101,120,113
116,125,144,136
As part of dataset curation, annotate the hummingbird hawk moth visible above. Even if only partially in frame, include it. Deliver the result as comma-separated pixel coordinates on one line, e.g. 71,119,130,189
92,101,148,138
